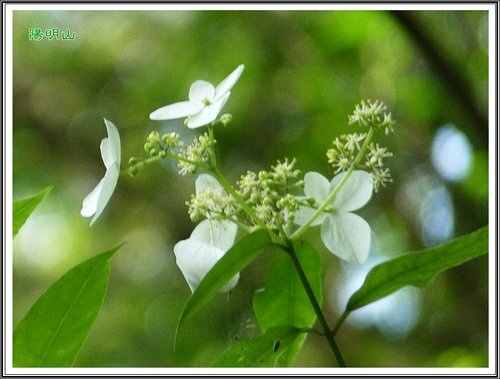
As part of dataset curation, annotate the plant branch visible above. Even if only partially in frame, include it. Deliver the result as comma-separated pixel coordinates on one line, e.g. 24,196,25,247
284,244,346,367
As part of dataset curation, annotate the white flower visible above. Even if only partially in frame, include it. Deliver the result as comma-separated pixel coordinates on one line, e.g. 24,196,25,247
174,219,239,293
81,118,121,226
149,64,245,128
294,171,373,264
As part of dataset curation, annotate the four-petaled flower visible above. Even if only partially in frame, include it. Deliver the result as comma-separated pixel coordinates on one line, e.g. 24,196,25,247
175,174,239,292
81,118,121,226
174,219,238,293
149,64,244,129
294,170,373,264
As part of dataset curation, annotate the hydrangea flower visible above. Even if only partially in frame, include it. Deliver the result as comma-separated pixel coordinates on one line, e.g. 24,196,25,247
174,219,239,293
149,64,244,128
294,170,373,264
81,118,121,226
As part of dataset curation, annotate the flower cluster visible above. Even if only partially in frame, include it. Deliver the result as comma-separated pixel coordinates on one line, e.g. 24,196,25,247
144,130,183,158
326,100,395,192
177,132,214,175
187,174,236,222
236,158,303,235
348,99,395,134
365,143,393,191
326,133,367,174
140,129,216,176
326,135,393,192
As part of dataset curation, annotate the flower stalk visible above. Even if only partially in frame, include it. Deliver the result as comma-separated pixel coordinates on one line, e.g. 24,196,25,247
284,243,346,367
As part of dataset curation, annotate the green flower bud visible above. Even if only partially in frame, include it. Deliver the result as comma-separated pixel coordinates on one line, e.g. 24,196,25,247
258,171,269,181
128,166,138,177
128,157,140,165
211,114,233,128
250,192,260,203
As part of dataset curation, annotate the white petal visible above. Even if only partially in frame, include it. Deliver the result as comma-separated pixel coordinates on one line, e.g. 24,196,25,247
190,219,237,251
294,204,325,227
174,239,221,292
321,213,371,264
149,101,202,120
100,137,113,169
174,238,239,293
81,163,119,226
82,120,121,225
103,118,121,163
211,220,237,251
189,219,211,242
99,120,121,169
215,64,244,101
195,174,225,195
92,163,119,224
214,91,231,114
304,171,330,203
189,80,215,104
81,179,103,218
185,93,229,128
330,170,373,212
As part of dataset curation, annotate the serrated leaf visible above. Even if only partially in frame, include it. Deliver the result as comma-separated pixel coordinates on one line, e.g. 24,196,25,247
253,241,322,332
345,226,488,314
13,186,53,237
177,230,272,329
213,326,306,367
13,245,122,367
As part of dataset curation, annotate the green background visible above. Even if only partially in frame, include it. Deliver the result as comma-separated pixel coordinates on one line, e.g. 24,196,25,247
13,10,489,367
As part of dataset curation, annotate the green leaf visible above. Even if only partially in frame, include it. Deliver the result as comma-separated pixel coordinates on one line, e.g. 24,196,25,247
253,240,323,332
213,326,307,367
244,241,322,366
13,186,53,237
345,226,488,314
177,229,272,329
13,245,122,367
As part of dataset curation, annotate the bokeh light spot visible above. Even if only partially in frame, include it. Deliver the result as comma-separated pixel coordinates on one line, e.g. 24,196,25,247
431,124,472,182
420,185,454,246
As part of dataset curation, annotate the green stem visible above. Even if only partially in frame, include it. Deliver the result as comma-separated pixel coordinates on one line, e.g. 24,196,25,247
208,125,217,169
121,155,164,176
289,127,374,241
284,243,346,367
124,153,210,176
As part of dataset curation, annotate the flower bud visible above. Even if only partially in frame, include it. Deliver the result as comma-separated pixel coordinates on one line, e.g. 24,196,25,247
128,167,138,177
258,171,269,181
128,157,140,165
211,113,233,128
250,192,260,203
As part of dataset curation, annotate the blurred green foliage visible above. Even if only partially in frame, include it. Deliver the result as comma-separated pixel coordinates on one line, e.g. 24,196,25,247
13,10,489,367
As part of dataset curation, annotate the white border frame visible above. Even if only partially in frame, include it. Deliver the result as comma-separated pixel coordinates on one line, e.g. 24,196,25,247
3,2,497,376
